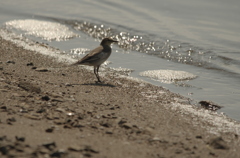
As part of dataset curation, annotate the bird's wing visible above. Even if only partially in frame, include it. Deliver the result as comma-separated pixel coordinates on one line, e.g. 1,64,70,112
73,46,104,65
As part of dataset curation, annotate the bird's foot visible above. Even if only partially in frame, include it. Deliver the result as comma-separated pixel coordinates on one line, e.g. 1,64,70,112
95,80,102,84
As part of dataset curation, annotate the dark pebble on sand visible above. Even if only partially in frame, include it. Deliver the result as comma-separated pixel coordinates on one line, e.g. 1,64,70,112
42,142,56,151
50,150,67,157
45,127,54,133
6,60,15,64
41,95,50,101
199,101,222,111
15,136,25,142
0,146,8,155
7,117,16,123
196,135,202,139
26,62,34,66
0,106,7,110
35,67,49,72
84,145,99,153
121,123,132,129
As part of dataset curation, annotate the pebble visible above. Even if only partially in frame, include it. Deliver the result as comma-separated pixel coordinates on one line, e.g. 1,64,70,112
199,100,222,111
35,67,49,72
121,123,132,129
45,127,54,133
41,95,50,101
42,142,56,150
26,62,34,66
6,60,15,64
151,137,161,141
22,114,41,120
65,83,72,86
55,108,65,113
15,136,25,142
196,135,202,139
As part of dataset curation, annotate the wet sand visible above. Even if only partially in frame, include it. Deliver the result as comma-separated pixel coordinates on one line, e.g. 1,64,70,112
0,37,240,158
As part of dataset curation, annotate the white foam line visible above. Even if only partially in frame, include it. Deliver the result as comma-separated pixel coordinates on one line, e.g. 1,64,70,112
170,103,240,135
0,29,75,64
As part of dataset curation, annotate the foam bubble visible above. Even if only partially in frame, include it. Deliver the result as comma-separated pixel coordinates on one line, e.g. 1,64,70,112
139,70,197,83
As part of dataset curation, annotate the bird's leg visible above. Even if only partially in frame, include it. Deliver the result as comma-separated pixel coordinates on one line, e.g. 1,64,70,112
96,66,101,83
94,66,101,83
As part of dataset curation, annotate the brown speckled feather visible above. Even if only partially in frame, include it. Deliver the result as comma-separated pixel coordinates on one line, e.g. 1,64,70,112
73,46,104,65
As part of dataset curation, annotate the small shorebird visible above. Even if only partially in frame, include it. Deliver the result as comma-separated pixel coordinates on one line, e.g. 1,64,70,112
71,37,118,83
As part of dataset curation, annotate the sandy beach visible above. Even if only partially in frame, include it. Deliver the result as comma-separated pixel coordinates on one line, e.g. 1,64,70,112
0,36,240,158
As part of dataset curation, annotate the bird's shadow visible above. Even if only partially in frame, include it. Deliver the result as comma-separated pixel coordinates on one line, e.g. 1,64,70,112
71,82,116,87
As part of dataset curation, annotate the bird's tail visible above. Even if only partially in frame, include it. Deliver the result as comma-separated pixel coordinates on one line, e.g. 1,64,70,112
69,61,80,67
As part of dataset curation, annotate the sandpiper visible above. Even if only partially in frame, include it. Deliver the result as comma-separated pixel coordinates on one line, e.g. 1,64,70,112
71,37,118,83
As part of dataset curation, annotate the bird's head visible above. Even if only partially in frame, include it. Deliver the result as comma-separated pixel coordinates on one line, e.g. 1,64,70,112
100,37,118,46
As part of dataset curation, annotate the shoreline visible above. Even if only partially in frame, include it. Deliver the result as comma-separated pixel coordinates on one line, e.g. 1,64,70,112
0,34,240,157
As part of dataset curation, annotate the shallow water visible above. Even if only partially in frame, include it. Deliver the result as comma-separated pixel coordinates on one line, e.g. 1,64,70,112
0,0,240,121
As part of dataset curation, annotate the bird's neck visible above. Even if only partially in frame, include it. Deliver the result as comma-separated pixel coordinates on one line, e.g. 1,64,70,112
101,44,111,52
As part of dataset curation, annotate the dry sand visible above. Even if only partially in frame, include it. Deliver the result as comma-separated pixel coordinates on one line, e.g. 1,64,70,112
0,37,240,158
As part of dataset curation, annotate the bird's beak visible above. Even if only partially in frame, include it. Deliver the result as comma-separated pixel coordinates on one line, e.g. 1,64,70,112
113,40,118,43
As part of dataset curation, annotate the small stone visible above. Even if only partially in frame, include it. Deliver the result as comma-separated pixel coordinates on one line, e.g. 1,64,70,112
15,136,25,142
7,117,16,122
0,106,7,110
41,95,50,101
199,101,222,111
51,98,64,102
65,83,72,86
196,135,202,139
152,137,161,141
6,60,15,64
50,149,67,157
0,146,8,155
26,62,34,66
45,127,54,133
55,108,65,113
122,123,132,129
117,118,127,125
35,67,49,72
68,145,82,152
0,136,7,141
42,142,56,151
36,108,46,113
84,153,92,157
54,119,66,125
23,114,41,120
84,145,99,153
105,130,113,134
